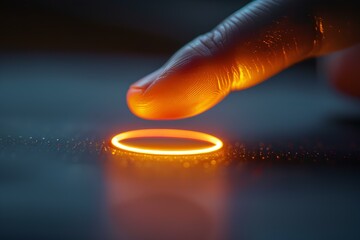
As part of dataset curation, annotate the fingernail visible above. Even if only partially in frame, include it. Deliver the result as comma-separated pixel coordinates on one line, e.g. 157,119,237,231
129,69,162,91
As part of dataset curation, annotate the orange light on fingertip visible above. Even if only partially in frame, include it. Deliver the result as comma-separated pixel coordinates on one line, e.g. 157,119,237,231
111,129,223,155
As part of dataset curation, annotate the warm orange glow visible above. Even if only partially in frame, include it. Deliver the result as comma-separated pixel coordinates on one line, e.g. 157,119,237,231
111,129,223,155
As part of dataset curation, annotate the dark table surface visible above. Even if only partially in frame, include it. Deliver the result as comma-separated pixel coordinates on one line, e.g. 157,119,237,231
0,53,359,240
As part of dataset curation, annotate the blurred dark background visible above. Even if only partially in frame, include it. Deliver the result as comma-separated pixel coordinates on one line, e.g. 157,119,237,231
0,0,254,54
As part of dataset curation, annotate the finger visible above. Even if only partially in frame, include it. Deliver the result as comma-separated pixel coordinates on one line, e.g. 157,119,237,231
326,44,360,99
127,0,360,119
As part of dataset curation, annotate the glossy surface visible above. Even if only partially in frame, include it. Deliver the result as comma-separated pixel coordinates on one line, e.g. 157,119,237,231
0,54,359,240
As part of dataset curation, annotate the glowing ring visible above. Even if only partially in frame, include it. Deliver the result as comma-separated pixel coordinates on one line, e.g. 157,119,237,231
111,129,223,155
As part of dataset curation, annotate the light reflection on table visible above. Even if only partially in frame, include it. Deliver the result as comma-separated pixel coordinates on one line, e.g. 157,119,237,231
105,150,229,240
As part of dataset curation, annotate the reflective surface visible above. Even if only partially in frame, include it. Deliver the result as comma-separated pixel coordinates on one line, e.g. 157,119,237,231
0,54,359,240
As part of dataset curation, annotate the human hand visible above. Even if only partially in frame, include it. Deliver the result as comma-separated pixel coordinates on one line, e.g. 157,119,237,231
127,0,360,120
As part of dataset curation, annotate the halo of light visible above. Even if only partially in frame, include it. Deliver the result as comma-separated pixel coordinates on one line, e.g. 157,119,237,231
111,129,223,155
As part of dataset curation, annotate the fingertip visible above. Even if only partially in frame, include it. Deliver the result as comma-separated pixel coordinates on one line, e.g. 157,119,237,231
126,46,231,120
126,78,187,120
126,86,149,119
126,71,228,120
126,85,197,120
126,69,164,120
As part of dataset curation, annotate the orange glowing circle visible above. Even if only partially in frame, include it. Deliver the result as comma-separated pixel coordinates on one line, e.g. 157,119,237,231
111,129,223,155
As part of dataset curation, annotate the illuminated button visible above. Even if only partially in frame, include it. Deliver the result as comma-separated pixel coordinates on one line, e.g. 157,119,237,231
111,129,223,155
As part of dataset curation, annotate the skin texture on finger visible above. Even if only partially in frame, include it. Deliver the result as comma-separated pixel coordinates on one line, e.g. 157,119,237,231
127,0,360,120
127,58,230,119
